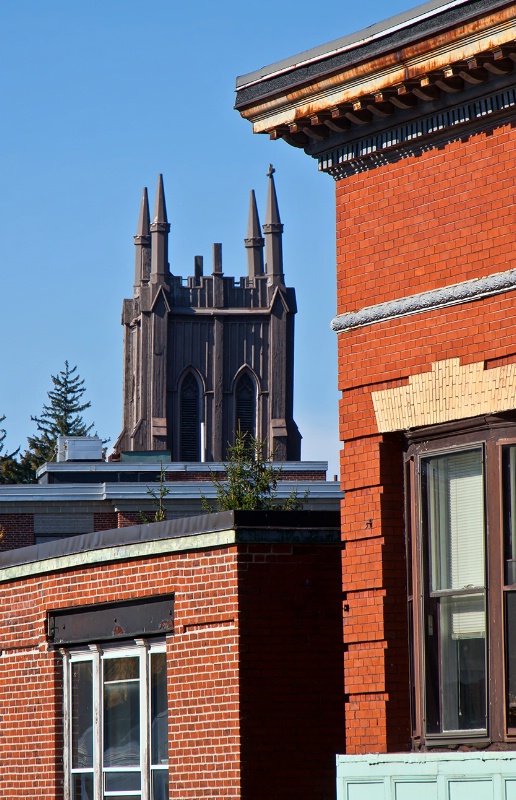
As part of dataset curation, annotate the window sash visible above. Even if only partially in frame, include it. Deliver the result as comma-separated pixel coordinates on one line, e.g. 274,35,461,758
407,423,516,745
425,448,485,594
421,447,487,736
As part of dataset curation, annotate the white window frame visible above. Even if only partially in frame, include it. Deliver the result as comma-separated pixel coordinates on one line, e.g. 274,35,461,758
62,639,167,800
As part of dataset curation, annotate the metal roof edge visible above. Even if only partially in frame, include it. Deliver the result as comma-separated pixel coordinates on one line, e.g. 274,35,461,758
0,509,341,579
235,0,470,90
37,459,329,474
0,480,342,503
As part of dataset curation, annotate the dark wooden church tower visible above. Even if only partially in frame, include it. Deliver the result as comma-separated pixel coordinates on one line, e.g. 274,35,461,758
114,170,301,462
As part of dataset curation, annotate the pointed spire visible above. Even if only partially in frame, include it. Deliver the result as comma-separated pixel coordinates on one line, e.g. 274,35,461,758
133,187,151,292
262,165,284,284
152,173,168,226
244,189,264,278
136,186,150,238
247,189,262,238
264,164,282,227
150,174,171,283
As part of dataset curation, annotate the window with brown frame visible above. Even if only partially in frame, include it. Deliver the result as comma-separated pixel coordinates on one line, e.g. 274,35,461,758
405,414,516,747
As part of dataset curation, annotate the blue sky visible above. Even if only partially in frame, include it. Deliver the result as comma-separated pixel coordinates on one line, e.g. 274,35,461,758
0,0,418,476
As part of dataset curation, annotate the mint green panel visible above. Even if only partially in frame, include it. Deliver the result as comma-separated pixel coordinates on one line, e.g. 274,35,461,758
449,780,493,800
505,780,516,800
395,782,437,800
347,782,384,800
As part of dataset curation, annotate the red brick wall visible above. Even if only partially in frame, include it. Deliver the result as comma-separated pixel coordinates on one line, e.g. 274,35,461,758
335,122,516,754
0,648,62,797
0,514,34,550
165,466,326,484
0,547,242,799
238,544,345,799
0,539,342,798
93,512,118,531
168,547,241,798
336,123,515,314
165,470,327,481
117,510,141,527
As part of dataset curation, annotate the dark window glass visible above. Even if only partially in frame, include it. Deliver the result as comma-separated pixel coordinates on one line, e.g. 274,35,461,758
506,592,516,727
104,772,141,791
151,653,168,765
502,446,516,729
71,661,93,769
180,373,200,461
152,769,169,800
103,657,140,768
72,774,94,800
503,445,516,585
235,373,256,439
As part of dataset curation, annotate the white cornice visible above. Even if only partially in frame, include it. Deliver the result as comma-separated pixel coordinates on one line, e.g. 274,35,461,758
332,267,516,332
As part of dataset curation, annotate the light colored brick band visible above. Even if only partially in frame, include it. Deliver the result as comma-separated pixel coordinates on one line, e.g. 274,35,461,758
372,358,516,432
332,267,516,333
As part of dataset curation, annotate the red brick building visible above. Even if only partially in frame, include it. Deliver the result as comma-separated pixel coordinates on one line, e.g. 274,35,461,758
0,511,343,799
236,0,516,783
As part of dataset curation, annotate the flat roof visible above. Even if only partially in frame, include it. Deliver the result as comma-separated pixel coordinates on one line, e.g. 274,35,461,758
37,460,329,477
0,510,341,582
235,0,512,107
0,480,341,504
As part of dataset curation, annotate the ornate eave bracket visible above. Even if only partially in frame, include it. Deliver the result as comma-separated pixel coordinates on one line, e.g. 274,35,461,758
319,82,516,178
236,3,516,176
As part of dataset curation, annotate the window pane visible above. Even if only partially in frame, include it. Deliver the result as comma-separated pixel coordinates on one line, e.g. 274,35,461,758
506,593,516,727
104,796,140,800
430,594,486,732
503,446,516,584
72,773,94,800
71,661,93,769
104,657,140,768
151,653,168,766
105,771,141,791
423,449,484,592
152,769,169,800
407,599,416,736
104,657,139,682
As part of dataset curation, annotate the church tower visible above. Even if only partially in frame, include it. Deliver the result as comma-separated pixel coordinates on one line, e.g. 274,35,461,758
115,170,301,462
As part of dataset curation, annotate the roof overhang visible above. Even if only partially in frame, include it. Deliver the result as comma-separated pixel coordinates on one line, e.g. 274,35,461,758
235,0,516,161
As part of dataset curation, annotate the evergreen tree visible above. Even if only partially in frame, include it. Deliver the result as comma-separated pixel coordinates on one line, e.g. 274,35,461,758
202,430,306,511
0,415,23,484
26,361,94,470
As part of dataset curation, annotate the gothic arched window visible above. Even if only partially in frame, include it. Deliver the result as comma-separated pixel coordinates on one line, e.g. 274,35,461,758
180,373,200,461
235,373,256,440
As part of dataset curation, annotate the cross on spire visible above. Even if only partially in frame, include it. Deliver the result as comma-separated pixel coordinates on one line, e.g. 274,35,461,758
267,163,275,178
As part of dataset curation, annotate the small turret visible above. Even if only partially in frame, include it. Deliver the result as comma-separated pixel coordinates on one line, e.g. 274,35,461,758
244,189,265,279
150,174,171,283
133,187,151,293
212,243,223,275
194,255,203,284
262,165,284,284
